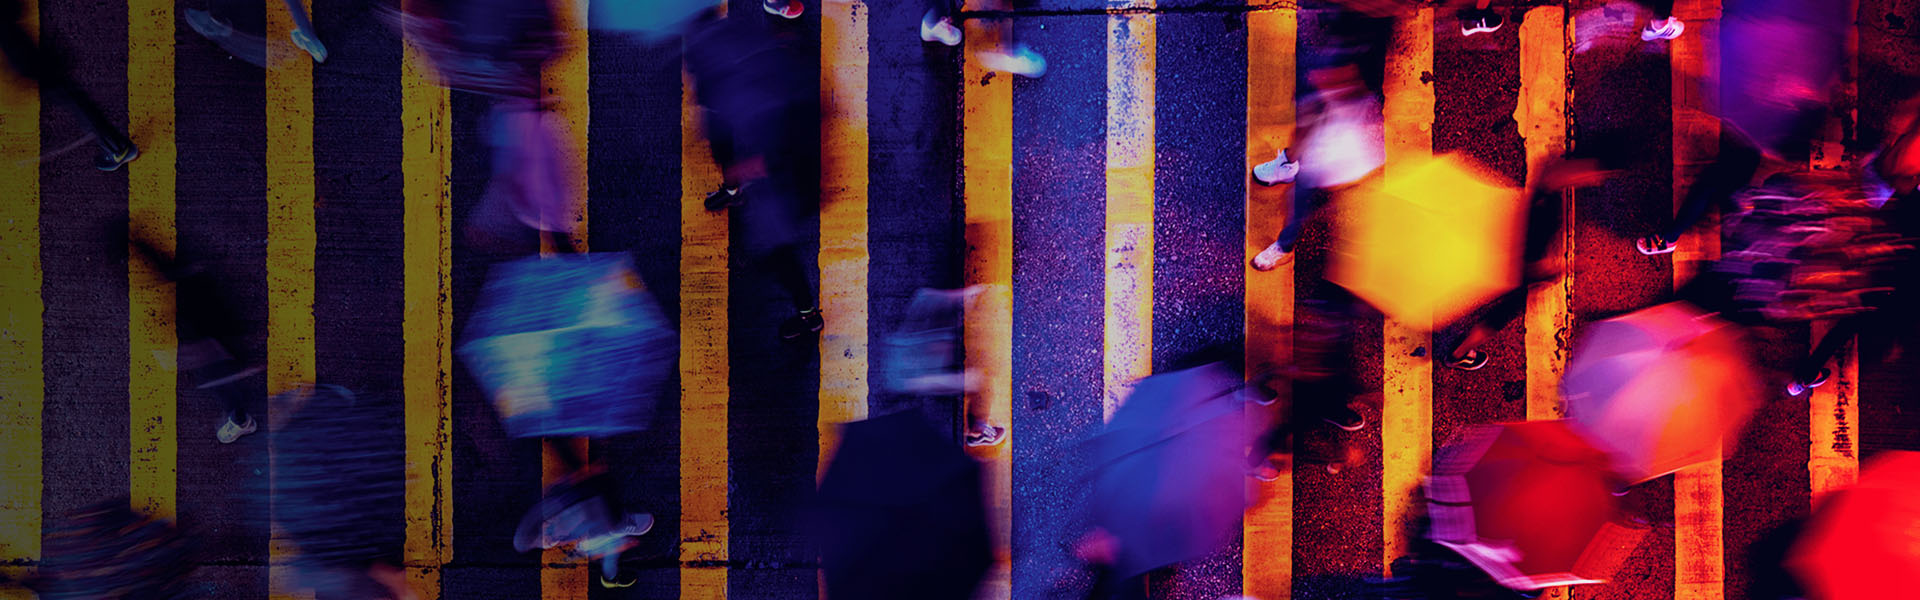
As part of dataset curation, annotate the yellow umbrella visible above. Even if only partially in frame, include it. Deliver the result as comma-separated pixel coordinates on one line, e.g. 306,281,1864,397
1328,153,1526,330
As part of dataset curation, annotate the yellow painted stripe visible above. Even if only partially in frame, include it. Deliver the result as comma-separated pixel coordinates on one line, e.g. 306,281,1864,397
0,1,42,593
1671,1,1723,598
1517,11,1570,600
961,0,1014,591
818,0,870,483
1806,321,1858,499
1242,4,1295,598
266,0,318,595
539,0,591,592
540,438,589,598
1807,0,1859,501
1517,5,1569,423
1103,10,1154,421
128,0,177,523
1380,6,1434,574
401,16,455,597
681,18,730,596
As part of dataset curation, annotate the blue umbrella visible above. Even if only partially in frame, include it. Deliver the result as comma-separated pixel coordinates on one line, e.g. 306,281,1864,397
458,254,676,439
1085,363,1255,578
814,411,992,600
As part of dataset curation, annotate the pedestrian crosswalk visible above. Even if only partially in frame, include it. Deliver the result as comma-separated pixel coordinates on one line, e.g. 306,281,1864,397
2,0,1917,598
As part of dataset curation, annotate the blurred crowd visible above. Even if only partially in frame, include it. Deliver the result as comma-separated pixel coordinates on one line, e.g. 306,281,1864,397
5,0,1920,598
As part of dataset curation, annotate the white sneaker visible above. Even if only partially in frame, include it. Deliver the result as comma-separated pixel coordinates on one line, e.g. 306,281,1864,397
1250,241,1292,272
977,45,1046,78
216,416,257,444
1252,148,1299,186
290,28,328,63
1641,17,1684,41
921,11,962,47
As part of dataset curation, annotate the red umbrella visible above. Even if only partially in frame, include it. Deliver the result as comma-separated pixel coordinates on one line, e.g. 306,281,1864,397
1562,302,1761,482
1789,451,1920,600
1427,421,1646,591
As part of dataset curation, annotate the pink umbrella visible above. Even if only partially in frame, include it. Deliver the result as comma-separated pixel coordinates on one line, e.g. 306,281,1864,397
1562,302,1761,482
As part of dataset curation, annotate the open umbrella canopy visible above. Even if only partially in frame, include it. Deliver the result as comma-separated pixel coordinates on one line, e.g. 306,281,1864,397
1789,451,1920,600
1427,420,1646,591
458,253,676,439
271,385,407,595
1562,302,1761,482
1328,153,1526,330
586,0,715,40
1086,362,1255,578
28,499,195,600
814,411,992,600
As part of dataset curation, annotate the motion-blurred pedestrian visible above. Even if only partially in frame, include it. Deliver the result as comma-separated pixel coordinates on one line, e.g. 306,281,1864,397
0,0,139,171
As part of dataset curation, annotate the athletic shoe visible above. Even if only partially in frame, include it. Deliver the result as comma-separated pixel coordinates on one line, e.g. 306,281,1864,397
1786,368,1831,397
1445,349,1489,371
1252,148,1299,186
94,143,140,172
290,29,328,63
1635,234,1676,255
977,45,1046,78
1251,241,1293,272
1460,9,1504,36
921,11,962,46
779,308,825,339
1250,459,1283,482
764,0,803,19
965,423,1007,448
703,186,741,211
1641,16,1684,41
216,415,257,444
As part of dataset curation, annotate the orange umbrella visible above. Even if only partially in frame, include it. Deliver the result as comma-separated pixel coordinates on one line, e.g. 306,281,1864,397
1562,302,1761,483
1427,420,1646,591
1328,153,1525,330
1789,451,1920,600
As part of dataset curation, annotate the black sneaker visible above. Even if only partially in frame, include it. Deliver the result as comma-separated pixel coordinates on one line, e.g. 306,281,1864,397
94,143,140,172
704,186,741,211
779,308,824,339
965,423,1007,448
1321,405,1365,432
1445,349,1490,371
1460,9,1504,36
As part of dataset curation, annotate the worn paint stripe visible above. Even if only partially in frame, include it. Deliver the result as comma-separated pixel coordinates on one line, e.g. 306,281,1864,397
1380,6,1435,574
1517,6,1569,423
0,1,42,592
538,0,591,593
961,0,1014,592
1104,10,1154,421
1517,13,1571,600
681,14,730,594
1671,1,1723,598
1243,4,1295,598
1806,0,1860,501
818,0,870,482
401,16,454,598
266,0,318,595
128,0,176,523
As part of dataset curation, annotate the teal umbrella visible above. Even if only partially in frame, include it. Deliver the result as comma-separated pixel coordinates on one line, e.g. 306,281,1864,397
588,0,717,40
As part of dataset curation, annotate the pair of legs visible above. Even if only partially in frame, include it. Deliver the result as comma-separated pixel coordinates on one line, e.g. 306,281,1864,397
184,0,327,66
0,0,138,171
130,236,263,443
701,99,824,338
1443,185,1570,367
